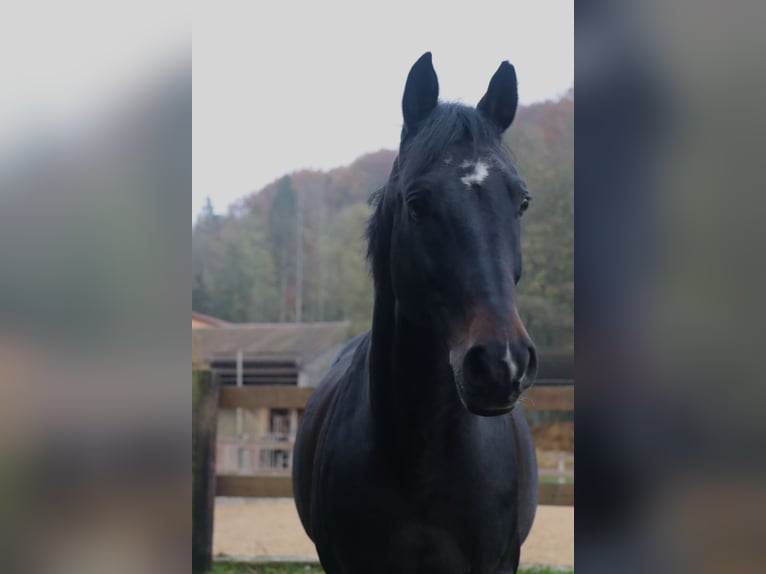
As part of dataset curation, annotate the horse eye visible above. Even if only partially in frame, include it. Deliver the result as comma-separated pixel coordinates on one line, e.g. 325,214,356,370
519,197,530,215
407,195,429,220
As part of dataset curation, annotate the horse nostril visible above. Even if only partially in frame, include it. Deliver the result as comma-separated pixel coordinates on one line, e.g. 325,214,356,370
464,342,520,389
520,342,538,388
463,345,492,383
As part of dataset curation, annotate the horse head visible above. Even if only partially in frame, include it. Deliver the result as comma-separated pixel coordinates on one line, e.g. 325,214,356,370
368,52,537,416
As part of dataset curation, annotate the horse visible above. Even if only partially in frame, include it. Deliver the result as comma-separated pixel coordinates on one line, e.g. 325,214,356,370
293,52,539,574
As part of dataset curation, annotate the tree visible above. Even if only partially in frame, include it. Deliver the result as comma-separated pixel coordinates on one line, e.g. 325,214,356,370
319,203,373,334
506,95,574,348
192,197,222,315
191,93,573,349
211,212,278,322
267,176,297,321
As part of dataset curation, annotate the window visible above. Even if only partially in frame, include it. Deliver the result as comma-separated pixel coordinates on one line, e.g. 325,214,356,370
259,447,290,471
269,408,290,441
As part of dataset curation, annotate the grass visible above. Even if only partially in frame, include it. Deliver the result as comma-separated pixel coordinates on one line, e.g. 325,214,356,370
211,564,323,574
538,475,574,485
211,562,572,574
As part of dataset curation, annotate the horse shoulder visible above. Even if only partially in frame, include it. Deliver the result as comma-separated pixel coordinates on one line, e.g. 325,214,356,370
292,332,370,541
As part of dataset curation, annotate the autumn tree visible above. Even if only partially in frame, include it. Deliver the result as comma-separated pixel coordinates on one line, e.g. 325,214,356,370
192,92,574,348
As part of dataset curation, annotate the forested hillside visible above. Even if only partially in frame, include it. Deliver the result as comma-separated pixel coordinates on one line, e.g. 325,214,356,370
193,91,572,348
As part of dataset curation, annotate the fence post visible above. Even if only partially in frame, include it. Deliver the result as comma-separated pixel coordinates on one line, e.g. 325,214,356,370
192,369,219,574
557,454,566,485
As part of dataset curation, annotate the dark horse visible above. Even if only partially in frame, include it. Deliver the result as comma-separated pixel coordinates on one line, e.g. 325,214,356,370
293,53,538,573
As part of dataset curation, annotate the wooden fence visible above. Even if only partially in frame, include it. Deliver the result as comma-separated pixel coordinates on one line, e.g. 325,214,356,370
192,351,573,572
213,384,573,504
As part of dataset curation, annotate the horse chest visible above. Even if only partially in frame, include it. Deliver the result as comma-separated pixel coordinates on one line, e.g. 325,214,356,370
316,424,516,572
389,522,473,573
320,481,513,573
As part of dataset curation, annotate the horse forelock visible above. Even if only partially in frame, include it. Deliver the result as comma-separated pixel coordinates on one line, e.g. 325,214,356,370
399,103,500,179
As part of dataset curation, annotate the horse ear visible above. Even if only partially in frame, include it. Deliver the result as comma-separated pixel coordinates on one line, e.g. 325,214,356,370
402,52,439,137
477,61,518,133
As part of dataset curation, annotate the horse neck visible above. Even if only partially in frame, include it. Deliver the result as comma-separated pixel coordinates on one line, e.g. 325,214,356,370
367,283,464,449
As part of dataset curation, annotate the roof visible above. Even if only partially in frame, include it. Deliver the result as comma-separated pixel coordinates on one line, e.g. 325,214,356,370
192,321,352,365
192,311,231,328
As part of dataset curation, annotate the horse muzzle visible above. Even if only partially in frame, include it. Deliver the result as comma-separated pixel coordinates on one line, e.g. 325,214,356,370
450,338,538,416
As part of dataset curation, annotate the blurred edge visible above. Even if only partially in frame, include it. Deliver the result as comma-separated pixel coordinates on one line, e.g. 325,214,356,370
575,1,766,573
0,4,190,572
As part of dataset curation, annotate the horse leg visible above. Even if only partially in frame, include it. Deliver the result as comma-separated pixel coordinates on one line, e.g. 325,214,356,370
494,529,522,574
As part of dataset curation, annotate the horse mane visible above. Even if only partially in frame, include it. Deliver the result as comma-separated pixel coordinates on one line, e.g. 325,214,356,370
365,103,501,286
365,184,388,287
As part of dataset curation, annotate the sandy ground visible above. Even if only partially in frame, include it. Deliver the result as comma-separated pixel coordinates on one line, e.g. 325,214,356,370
213,498,573,567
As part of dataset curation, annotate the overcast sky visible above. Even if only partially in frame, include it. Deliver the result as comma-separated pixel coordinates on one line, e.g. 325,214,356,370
0,2,572,220
194,1,573,218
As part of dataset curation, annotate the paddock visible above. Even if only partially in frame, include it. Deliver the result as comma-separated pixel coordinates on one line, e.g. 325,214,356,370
212,498,573,567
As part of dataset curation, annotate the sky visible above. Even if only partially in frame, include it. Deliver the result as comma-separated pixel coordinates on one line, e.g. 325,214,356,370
0,1,572,221
193,1,573,219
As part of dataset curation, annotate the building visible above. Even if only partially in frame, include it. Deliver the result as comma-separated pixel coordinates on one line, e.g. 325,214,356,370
192,313,351,475
192,310,230,329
